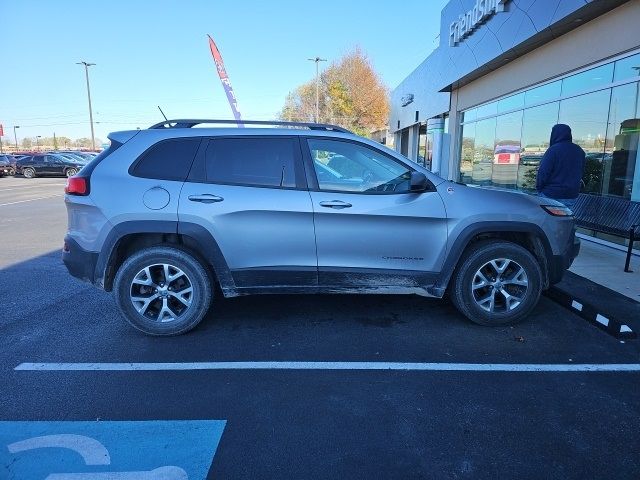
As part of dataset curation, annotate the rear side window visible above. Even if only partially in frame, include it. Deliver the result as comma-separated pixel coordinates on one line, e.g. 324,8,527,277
204,137,301,188
132,138,200,181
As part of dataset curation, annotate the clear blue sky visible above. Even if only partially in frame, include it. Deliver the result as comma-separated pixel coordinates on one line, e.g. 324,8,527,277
0,0,448,143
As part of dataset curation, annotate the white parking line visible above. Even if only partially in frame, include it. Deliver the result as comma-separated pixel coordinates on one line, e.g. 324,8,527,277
14,362,640,372
0,194,63,207
0,183,65,192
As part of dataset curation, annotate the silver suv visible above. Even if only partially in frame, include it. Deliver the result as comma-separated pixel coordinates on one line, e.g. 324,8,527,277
63,119,580,335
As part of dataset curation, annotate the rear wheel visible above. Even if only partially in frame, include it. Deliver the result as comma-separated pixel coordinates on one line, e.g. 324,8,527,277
65,168,78,177
22,167,35,179
450,240,542,326
114,246,212,336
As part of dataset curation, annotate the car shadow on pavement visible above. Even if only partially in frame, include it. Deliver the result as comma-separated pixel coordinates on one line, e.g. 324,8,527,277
2,249,638,366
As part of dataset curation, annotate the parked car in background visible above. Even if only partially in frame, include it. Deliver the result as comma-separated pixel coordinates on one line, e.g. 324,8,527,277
0,155,14,176
56,152,90,164
59,150,96,161
16,153,86,178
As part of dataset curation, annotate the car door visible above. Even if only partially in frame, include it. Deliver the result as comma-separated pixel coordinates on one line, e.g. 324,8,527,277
303,137,448,288
42,155,63,175
179,135,318,290
30,155,47,174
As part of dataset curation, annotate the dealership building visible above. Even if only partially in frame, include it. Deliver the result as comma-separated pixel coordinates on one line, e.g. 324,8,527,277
390,0,640,238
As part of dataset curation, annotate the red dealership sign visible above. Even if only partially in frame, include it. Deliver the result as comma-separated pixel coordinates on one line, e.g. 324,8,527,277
0,124,4,136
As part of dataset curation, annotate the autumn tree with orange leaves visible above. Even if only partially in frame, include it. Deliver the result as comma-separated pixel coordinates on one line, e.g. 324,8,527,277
280,48,389,136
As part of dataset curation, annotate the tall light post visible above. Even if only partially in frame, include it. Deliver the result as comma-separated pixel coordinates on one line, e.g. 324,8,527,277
76,61,96,150
36,135,42,151
307,57,326,123
13,126,19,151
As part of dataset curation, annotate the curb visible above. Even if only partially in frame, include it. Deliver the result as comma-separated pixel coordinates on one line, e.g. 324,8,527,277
545,286,636,339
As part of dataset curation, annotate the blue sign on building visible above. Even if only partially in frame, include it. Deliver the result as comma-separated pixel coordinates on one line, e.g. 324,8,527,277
0,420,226,478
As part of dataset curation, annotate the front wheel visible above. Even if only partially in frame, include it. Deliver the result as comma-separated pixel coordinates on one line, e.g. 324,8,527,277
22,167,35,179
113,246,212,336
450,240,542,326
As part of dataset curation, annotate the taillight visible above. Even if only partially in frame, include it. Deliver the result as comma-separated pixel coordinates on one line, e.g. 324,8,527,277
65,176,89,195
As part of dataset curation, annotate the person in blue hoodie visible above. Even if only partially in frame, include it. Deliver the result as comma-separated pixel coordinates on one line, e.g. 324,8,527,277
536,124,586,209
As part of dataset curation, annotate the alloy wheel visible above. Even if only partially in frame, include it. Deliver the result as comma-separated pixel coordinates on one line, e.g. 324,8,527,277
129,263,194,323
471,258,529,313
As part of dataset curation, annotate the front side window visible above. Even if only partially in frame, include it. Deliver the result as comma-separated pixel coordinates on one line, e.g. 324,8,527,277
308,138,412,193
205,137,300,188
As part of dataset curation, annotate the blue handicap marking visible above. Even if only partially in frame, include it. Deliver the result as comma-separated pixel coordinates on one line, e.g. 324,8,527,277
0,420,226,478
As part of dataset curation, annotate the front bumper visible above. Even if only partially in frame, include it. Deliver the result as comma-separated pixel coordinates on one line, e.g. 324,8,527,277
62,236,99,284
548,235,580,285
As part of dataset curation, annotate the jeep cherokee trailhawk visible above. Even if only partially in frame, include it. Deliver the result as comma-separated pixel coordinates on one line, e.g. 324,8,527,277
63,119,580,335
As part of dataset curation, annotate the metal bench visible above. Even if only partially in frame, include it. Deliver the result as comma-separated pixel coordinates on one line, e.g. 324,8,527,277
572,193,640,272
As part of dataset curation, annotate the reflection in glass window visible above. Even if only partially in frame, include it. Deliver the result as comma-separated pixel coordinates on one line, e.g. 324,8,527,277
497,93,524,113
493,111,523,189
524,81,561,106
460,122,475,183
462,108,477,123
418,125,427,167
206,137,299,188
308,139,412,194
613,53,640,82
603,83,639,199
561,63,614,97
559,89,610,193
471,118,496,186
518,102,559,190
476,101,498,119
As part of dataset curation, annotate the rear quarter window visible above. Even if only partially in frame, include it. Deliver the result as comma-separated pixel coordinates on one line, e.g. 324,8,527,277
131,138,201,181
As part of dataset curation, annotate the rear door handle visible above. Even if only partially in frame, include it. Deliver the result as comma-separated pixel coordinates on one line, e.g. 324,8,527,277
319,200,352,209
188,194,224,204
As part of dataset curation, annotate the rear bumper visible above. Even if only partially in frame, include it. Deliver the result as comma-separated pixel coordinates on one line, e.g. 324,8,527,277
548,235,580,285
62,236,99,284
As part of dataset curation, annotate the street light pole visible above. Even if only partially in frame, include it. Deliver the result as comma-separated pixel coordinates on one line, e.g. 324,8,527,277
307,57,326,123
13,126,19,151
77,61,96,150
36,136,41,151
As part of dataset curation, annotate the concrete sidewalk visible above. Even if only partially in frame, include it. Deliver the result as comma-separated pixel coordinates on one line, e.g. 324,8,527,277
570,237,639,302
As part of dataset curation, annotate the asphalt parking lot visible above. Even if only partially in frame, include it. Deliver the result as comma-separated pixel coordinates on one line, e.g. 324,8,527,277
1,177,639,479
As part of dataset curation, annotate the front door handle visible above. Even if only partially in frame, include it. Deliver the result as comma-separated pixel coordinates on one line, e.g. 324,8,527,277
319,200,352,209
188,194,224,204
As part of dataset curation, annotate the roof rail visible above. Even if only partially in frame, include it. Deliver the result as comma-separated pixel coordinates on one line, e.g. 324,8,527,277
148,119,353,134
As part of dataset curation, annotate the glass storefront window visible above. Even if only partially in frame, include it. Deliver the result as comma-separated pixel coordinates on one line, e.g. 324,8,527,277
462,108,477,123
518,102,559,190
460,123,475,183
603,83,639,199
458,51,640,204
476,101,498,119
561,63,614,97
497,93,524,113
613,53,640,82
471,118,496,185
524,81,561,106
559,89,611,193
418,125,427,167
493,111,523,189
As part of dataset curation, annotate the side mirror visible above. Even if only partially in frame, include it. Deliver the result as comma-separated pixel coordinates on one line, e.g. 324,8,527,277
409,171,428,192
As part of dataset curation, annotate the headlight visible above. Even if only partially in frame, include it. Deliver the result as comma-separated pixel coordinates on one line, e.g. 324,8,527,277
541,205,573,216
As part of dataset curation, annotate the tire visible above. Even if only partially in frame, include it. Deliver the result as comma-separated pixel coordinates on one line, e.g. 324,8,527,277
449,240,542,326
9,169,15,176
22,167,35,179
65,168,77,177
113,246,212,336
